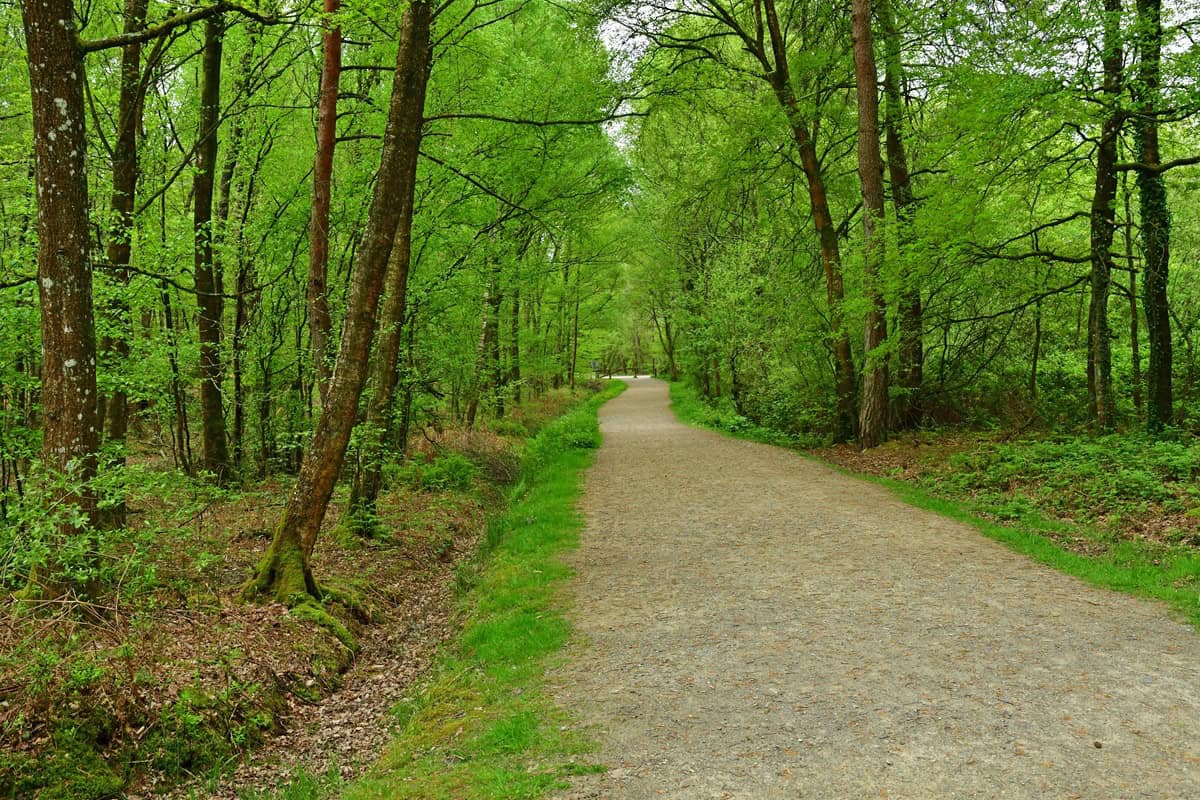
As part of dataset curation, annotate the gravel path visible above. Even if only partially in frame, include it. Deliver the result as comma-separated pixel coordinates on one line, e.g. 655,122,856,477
551,378,1200,799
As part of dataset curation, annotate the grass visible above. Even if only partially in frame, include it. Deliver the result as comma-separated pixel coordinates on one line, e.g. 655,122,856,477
249,381,624,800
669,381,1200,629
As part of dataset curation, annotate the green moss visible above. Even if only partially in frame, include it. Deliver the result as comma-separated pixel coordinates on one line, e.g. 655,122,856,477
0,729,124,800
244,526,319,604
289,600,359,656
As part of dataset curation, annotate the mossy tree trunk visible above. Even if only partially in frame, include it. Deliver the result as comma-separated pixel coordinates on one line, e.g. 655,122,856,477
1087,0,1123,431
307,0,342,405
98,0,151,529
195,16,233,481
1134,0,1173,432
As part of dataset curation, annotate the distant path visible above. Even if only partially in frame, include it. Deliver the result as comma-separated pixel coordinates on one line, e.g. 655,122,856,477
552,378,1200,799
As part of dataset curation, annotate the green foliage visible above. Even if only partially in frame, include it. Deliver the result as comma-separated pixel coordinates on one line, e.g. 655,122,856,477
399,452,477,492
0,461,232,595
490,419,528,438
926,434,1200,524
669,382,820,449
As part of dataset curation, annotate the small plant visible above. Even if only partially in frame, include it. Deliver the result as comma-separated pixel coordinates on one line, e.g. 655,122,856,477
400,452,477,492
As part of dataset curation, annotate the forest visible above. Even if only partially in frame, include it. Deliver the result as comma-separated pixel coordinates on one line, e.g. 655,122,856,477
3,0,1200,797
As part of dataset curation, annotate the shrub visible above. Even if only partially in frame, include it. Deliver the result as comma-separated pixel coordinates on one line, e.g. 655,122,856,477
400,453,476,492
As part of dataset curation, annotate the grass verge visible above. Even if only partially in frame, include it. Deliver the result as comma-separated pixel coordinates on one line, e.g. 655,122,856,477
669,381,1200,628
253,381,625,800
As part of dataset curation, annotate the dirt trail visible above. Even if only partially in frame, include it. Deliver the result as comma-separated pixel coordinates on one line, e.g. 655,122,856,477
552,378,1200,799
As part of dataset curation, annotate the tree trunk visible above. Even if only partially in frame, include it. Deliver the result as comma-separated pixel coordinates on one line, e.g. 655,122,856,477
510,274,521,405
222,38,259,472
1030,297,1043,403
307,0,341,405
465,278,494,429
853,0,890,449
1135,0,1173,432
99,0,150,528
1087,0,1122,431
570,293,581,390
761,0,856,441
349,219,415,530
881,0,922,428
247,0,433,604
22,0,101,587
1123,182,1143,414
489,257,504,417
194,16,233,480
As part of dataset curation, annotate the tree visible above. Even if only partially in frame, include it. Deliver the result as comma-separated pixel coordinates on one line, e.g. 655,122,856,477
307,0,341,404
247,0,433,603
21,0,101,582
194,15,234,480
880,0,922,427
98,0,152,527
853,0,889,449
1134,0,1173,431
1087,0,1123,430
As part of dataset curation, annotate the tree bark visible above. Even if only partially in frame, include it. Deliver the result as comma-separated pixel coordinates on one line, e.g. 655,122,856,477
490,263,505,417
1122,181,1143,414
194,16,233,479
99,0,151,527
510,269,522,405
247,0,433,603
466,266,498,428
1135,0,1173,431
761,0,856,441
307,0,341,405
880,0,922,428
1087,0,1122,430
852,0,890,449
22,0,101,583
349,219,415,530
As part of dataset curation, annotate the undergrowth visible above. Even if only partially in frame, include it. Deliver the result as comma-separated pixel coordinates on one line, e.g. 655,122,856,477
2,391,595,798
668,383,821,449
670,381,1200,628
247,381,624,800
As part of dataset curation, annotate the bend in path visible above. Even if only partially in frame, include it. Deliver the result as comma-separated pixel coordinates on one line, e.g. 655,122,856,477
552,377,1200,799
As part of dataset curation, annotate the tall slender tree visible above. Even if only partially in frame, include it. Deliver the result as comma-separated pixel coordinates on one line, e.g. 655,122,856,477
852,0,889,448
1134,0,1173,431
1087,0,1123,430
194,16,233,479
99,0,152,527
307,0,342,404
880,0,921,427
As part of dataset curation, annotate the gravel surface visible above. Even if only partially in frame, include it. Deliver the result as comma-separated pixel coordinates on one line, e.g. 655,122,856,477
551,378,1200,799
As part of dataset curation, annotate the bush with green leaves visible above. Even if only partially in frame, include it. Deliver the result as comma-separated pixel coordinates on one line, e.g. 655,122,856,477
399,452,477,492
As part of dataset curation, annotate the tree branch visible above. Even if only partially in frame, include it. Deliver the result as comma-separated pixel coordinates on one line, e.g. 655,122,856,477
1114,154,1200,173
423,111,647,127
78,2,279,53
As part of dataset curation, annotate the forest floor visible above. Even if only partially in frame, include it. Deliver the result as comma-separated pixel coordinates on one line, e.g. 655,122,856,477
552,378,1200,798
0,392,582,800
